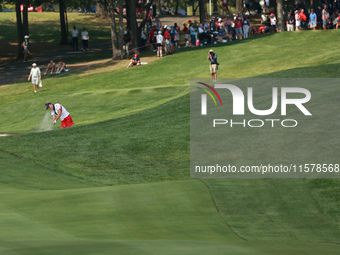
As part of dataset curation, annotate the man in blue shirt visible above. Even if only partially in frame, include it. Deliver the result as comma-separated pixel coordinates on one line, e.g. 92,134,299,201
309,9,317,30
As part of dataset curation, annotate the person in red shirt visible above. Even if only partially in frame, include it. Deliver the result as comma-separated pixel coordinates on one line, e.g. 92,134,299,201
182,23,189,47
299,9,307,30
258,25,269,34
148,28,154,50
163,26,171,55
234,16,243,39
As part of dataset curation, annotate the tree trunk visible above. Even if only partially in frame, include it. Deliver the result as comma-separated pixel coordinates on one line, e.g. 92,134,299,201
125,0,138,50
137,0,153,47
213,0,218,15
107,1,120,59
158,0,161,16
199,0,206,23
276,0,284,32
175,0,179,15
235,0,242,14
59,0,68,44
117,0,124,59
15,0,23,59
96,2,108,18
22,0,29,36
192,1,195,15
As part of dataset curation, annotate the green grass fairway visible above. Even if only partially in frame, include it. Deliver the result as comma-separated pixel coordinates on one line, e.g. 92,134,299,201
1,30,340,254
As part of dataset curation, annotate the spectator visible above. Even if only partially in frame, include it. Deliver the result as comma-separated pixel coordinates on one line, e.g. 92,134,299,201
45,102,74,129
22,35,30,62
141,28,148,48
189,23,196,47
148,26,155,51
322,5,329,30
164,26,171,54
309,9,317,30
136,0,143,19
295,10,301,31
174,23,180,48
81,27,89,51
287,12,295,31
222,0,229,15
45,59,56,74
71,26,79,51
156,31,163,57
123,30,131,57
207,49,218,82
170,26,177,53
224,15,231,34
258,25,269,34
299,9,307,30
336,15,340,29
147,9,152,26
127,53,141,68
243,15,250,39
56,60,66,73
154,15,162,29
28,63,41,93
270,13,278,32
182,23,189,47
234,15,243,39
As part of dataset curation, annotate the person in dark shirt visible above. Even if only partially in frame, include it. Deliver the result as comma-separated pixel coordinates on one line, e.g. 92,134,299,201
127,54,141,68
207,49,218,82
286,12,295,31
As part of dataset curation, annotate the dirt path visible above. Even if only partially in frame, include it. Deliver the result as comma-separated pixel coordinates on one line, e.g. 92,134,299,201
0,16,196,87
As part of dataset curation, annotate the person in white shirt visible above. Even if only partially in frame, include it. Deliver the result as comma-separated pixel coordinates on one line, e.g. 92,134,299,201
71,26,79,51
28,63,41,93
81,27,89,51
156,31,163,57
45,102,74,129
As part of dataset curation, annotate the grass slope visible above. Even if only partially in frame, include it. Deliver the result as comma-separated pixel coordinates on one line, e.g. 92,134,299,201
1,31,340,254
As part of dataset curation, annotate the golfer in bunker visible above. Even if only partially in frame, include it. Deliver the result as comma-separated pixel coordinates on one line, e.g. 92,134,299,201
45,102,74,128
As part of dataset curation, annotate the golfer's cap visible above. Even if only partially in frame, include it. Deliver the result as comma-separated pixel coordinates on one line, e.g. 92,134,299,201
209,49,214,52
188,20,192,23
32,63,37,66
234,16,237,20
158,31,162,34
218,18,222,22
164,25,168,28
270,13,274,17
24,35,29,39
134,54,138,58
45,102,52,109
245,12,249,15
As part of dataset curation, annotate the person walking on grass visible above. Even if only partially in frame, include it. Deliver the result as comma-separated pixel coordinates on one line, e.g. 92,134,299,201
22,35,30,62
28,63,41,93
45,102,74,129
207,49,218,82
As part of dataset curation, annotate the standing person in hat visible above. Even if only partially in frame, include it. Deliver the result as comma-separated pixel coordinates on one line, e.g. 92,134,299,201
45,102,74,129
71,26,79,51
28,63,41,93
127,53,141,68
22,35,30,62
270,13,278,32
207,49,218,82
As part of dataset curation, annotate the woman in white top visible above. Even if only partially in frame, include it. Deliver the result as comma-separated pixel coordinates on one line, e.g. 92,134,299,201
81,27,89,51
156,31,163,57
